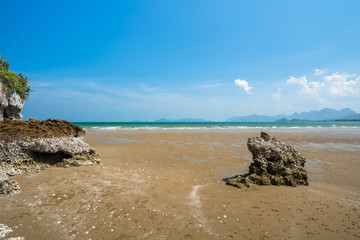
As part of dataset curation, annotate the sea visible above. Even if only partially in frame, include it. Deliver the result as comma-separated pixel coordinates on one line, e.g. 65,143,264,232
73,121,360,134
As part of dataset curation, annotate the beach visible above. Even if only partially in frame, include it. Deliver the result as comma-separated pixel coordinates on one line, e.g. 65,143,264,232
3,0,360,239
1,128,360,239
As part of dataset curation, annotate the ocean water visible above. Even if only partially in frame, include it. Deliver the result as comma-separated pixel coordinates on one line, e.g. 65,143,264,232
73,121,360,133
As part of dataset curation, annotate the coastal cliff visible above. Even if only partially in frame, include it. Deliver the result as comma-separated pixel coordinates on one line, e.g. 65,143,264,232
0,56,31,121
0,118,100,196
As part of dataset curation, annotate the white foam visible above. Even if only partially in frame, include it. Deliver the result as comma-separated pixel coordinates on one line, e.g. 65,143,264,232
82,124,360,133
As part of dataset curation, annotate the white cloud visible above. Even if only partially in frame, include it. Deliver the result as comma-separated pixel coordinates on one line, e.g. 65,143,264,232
308,81,325,91
272,88,281,101
323,73,359,97
314,68,328,76
286,71,360,100
234,79,252,94
287,76,308,86
286,76,325,95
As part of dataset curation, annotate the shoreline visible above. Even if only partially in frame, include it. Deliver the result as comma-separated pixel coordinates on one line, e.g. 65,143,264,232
1,130,359,239
83,127,360,136
72,121,360,132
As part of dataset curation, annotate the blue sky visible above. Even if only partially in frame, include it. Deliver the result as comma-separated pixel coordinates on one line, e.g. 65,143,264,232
1,0,360,121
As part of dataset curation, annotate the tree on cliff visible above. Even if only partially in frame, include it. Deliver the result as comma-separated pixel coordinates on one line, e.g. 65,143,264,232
0,56,32,101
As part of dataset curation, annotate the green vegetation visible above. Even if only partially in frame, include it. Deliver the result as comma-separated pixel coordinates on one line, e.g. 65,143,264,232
0,56,32,101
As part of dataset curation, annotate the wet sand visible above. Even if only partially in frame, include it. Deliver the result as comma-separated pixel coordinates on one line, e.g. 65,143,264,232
1,131,360,239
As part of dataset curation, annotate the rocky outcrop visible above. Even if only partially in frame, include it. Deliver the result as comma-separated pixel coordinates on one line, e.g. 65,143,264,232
0,87,7,120
0,87,24,120
0,172,21,196
0,118,85,141
0,118,100,196
226,132,308,188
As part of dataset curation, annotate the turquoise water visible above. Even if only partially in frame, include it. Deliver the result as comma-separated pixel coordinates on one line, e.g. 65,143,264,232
73,121,360,133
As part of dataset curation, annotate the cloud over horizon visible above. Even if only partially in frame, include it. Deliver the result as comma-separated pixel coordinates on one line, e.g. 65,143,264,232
286,72,360,98
324,73,360,97
287,76,324,96
234,79,252,94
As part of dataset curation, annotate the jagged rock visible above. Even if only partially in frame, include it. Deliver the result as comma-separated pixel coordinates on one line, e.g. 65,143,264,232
0,88,8,120
0,89,24,120
8,91,24,120
226,132,308,188
260,131,270,141
0,172,21,196
0,118,100,197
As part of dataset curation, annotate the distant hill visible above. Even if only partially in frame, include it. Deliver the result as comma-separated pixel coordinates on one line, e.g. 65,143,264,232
154,118,211,122
227,114,285,122
337,113,360,120
288,108,356,121
227,108,359,122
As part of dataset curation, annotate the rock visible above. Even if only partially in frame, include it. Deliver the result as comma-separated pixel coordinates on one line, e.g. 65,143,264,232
0,172,21,196
0,89,8,120
8,91,24,120
226,132,308,188
0,118,100,197
260,131,270,141
0,118,85,141
0,223,13,238
0,90,24,120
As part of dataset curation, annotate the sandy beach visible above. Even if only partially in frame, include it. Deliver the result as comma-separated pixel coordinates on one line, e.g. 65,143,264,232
2,1,360,239
1,130,359,239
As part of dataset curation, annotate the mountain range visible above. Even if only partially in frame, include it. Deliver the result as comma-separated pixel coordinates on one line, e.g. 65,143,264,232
154,118,210,122
227,108,360,122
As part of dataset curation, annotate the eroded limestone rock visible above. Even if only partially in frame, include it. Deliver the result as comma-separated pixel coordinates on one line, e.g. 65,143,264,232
0,90,7,120
0,119,100,197
0,90,24,120
226,132,308,188
0,172,21,196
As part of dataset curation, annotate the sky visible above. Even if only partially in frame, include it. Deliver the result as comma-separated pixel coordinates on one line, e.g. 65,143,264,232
1,0,360,121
